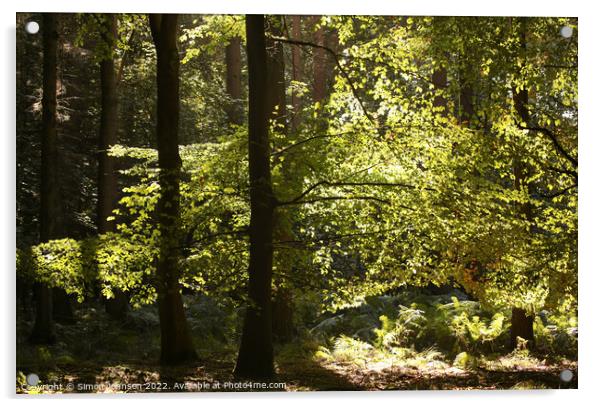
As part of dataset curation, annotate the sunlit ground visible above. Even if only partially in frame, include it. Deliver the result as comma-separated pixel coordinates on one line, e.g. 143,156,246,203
16,295,577,393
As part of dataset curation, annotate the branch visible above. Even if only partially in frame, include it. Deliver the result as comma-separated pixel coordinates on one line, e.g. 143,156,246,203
116,28,136,86
273,228,406,248
547,165,578,181
269,35,375,124
177,228,249,251
277,180,432,206
271,132,346,157
539,184,577,199
519,124,578,168
278,195,391,206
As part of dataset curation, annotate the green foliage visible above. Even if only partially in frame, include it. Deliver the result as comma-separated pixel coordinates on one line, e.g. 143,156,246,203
451,311,507,353
16,15,577,377
17,239,97,302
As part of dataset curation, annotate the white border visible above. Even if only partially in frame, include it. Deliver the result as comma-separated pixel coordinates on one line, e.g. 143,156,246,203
2,1,600,406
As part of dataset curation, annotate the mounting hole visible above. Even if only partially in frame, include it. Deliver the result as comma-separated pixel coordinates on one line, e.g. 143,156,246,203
25,21,40,34
559,369,574,382
26,373,40,386
560,26,573,38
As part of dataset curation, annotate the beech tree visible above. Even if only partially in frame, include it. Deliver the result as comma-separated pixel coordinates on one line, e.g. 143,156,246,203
30,13,59,344
234,14,276,379
225,35,243,125
96,13,128,319
149,13,197,365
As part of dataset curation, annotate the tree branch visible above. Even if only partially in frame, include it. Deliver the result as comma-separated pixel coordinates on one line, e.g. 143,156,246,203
518,124,578,168
271,132,347,157
277,180,432,206
269,35,375,124
278,195,391,207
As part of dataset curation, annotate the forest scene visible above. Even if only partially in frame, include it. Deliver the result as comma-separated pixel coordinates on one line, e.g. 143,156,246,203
15,13,577,392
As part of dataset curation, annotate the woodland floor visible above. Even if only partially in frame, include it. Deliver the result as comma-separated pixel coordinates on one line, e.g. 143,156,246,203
16,300,578,393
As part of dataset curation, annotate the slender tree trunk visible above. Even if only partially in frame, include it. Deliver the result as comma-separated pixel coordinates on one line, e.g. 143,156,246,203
98,13,128,320
431,17,448,116
266,16,295,343
225,36,244,125
312,16,327,103
510,18,535,350
266,17,287,130
459,66,474,126
31,13,58,344
291,15,302,131
432,68,447,113
149,14,197,365
234,14,276,379
98,14,118,235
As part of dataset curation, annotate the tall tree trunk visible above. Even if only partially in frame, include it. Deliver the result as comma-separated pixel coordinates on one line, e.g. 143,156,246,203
30,13,59,344
510,18,535,350
458,66,474,126
234,14,275,379
98,13,128,320
266,16,287,130
291,15,302,131
432,68,447,113
431,19,448,116
266,16,295,343
149,14,197,365
225,36,244,125
312,16,327,103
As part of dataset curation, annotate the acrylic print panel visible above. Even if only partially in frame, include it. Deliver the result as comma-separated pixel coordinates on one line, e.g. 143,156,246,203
15,13,577,393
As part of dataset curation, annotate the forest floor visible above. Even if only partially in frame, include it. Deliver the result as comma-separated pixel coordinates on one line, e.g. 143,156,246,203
16,299,578,393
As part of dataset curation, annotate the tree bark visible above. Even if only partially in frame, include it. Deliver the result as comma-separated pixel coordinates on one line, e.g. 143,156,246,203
225,36,244,125
266,16,287,131
267,16,295,343
458,66,475,126
272,285,294,342
291,15,302,131
52,287,75,324
432,68,447,113
234,14,276,379
431,19,448,116
98,13,119,235
98,13,128,320
510,307,535,349
30,13,59,344
510,18,535,350
149,14,197,365
312,17,327,103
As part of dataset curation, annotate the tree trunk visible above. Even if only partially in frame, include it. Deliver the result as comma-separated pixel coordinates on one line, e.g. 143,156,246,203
272,286,294,342
291,15,302,131
98,13,119,235
312,17,327,103
149,14,197,365
268,16,298,343
458,65,474,126
510,18,535,350
432,68,447,112
266,16,287,130
52,287,75,324
234,14,276,379
510,308,534,349
30,13,59,344
98,13,128,320
225,36,244,125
